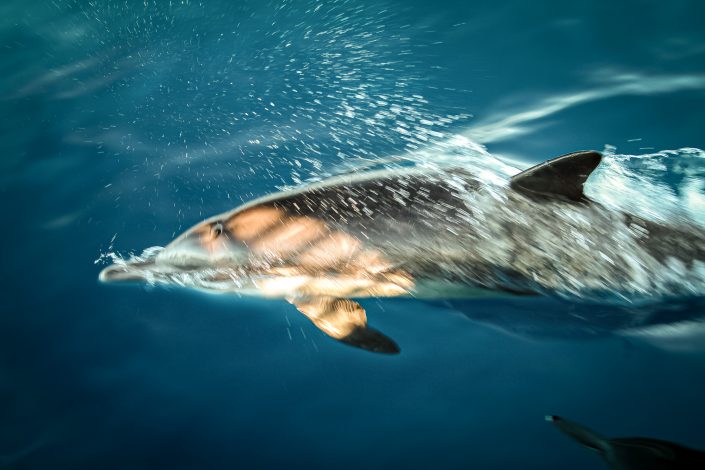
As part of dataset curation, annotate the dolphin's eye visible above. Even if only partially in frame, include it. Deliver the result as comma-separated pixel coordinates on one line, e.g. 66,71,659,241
212,223,224,238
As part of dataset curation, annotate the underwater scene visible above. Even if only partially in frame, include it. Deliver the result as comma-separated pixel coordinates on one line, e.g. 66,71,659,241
2,0,705,468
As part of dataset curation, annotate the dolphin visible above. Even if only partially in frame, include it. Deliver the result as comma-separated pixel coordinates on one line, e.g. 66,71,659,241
99,150,705,353
546,415,705,469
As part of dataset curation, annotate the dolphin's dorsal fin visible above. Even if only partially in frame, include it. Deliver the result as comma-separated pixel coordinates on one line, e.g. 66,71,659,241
290,298,400,354
510,151,602,202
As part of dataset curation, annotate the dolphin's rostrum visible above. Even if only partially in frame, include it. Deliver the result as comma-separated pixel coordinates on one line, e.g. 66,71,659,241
99,151,705,353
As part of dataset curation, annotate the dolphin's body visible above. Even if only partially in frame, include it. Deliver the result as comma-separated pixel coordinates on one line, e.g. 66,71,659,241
99,151,705,352
547,415,705,469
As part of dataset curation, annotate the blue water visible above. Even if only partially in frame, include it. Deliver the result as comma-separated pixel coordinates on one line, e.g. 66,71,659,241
2,0,705,468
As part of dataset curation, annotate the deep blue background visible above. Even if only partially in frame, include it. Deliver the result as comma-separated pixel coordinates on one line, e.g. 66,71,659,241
2,1,705,468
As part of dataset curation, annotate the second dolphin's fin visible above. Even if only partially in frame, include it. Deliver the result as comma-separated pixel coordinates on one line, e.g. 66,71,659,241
290,298,400,354
545,415,609,454
547,415,705,469
510,150,602,202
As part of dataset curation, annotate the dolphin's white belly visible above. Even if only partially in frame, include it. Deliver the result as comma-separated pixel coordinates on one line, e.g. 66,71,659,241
193,270,510,301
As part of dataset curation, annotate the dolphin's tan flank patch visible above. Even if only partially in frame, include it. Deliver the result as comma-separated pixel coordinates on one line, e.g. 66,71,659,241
226,206,283,241
250,216,328,257
296,232,361,269
351,249,396,274
212,203,415,299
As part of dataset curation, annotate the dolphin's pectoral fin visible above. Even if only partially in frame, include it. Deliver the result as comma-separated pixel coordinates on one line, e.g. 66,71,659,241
338,325,400,354
290,298,400,354
546,415,609,454
510,150,602,202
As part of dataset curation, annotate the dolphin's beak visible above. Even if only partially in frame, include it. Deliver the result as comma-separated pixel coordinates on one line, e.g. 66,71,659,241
98,260,156,283
98,214,249,285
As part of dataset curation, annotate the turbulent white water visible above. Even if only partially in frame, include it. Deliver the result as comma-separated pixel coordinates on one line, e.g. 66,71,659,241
586,147,705,228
